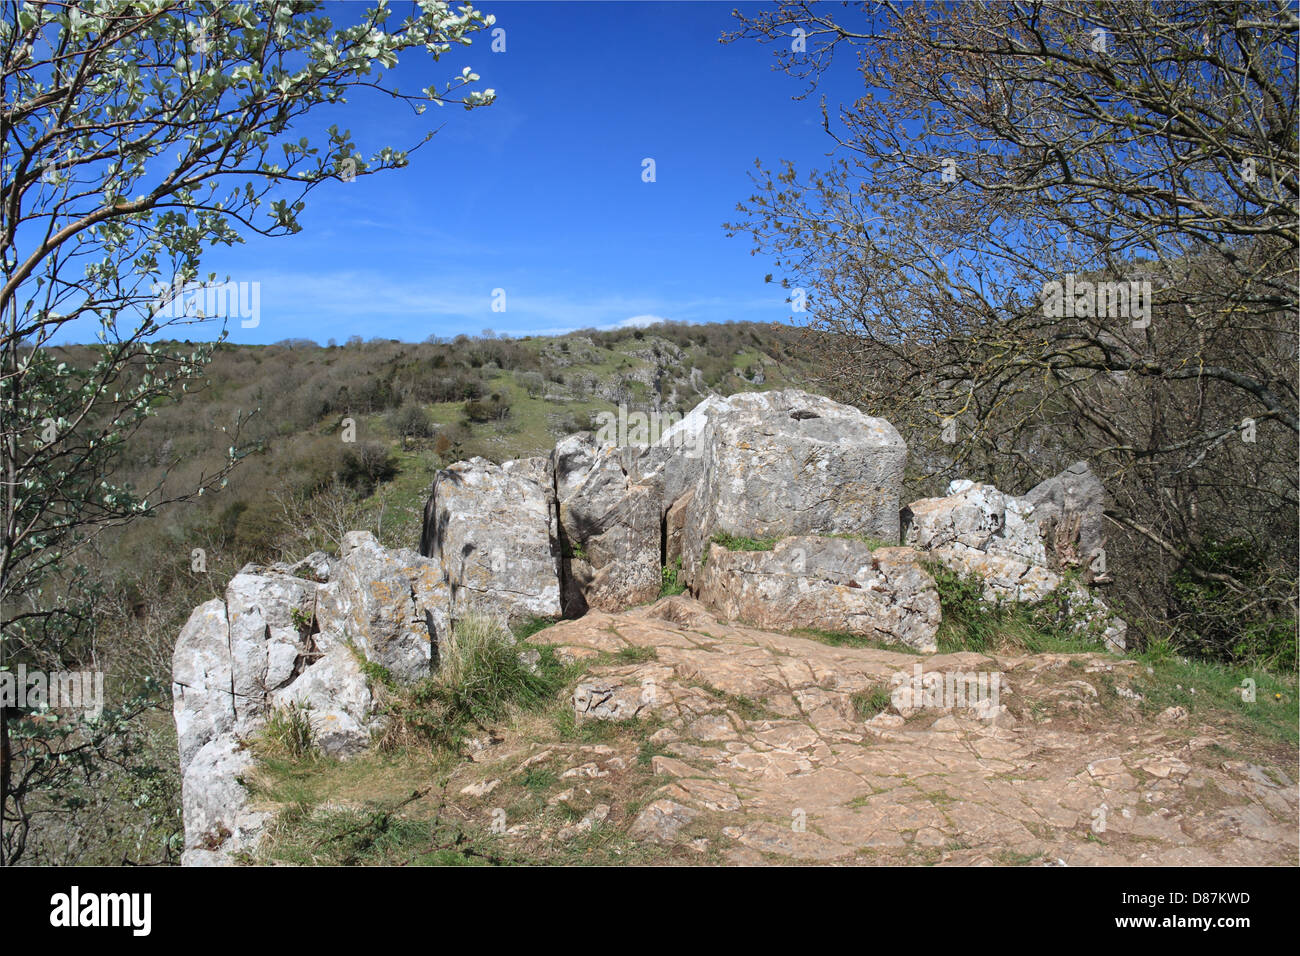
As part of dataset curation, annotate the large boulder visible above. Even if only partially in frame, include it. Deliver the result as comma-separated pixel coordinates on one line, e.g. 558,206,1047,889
1022,462,1109,581
679,390,907,584
317,531,447,683
902,475,1127,651
419,458,562,627
696,536,941,652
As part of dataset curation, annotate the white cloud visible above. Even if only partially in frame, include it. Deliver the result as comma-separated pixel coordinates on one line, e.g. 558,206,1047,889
605,314,678,329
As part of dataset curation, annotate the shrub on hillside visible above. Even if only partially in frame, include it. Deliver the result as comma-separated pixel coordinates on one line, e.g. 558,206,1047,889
1171,538,1297,671
338,441,398,495
389,403,436,441
463,394,511,423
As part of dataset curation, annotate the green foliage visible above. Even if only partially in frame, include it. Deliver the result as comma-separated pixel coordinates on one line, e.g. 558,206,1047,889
1170,538,1297,671
377,614,568,753
927,561,1007,652
512,616,559,642
347,642,395,690
829,532,898,551
463,394,512,423
851,687,893,718
710,531,779,552
2,679,181,864
258,702,317,760
660,558,686,597
613,645,657,664
389,403,436,441
338,441,399,495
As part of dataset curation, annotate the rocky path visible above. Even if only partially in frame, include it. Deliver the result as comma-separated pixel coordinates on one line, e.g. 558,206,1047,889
493,596,1300,865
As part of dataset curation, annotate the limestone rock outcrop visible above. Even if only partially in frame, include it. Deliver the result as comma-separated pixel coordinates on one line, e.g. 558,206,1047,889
173,556,378,865
175,388,1136,865
420,458,562,626
695,537,942,652
679,390,907,583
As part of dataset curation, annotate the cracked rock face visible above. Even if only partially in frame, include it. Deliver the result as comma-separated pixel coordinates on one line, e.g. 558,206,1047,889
554,443,661,615
695,537,941,652
903,479,1047,566
680,389,907,584
420,458,562,627
317,531,447,683
172,557,380,865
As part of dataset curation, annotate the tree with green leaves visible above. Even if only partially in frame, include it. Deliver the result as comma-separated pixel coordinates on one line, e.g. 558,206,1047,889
0,0,495,865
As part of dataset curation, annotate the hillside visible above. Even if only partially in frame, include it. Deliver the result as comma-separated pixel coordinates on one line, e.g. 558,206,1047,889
69,322,818,675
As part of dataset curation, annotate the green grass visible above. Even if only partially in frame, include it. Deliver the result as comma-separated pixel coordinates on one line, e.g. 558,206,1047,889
711,531,780,552
367,613,572,753
694,682,781,721
512,615,560,641
660,558,686,597
921,561,1298,749
828,532,899,551
1126,651,1298,748
257,799,504,866
613,645,658,664
851,686,894,718
255,702,316,760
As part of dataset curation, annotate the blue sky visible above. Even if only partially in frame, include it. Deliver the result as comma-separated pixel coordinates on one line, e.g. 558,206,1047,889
192,0,860,345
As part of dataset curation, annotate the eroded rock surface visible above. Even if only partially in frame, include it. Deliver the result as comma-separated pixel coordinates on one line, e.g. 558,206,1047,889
514,597,1298,865
552,443,661,614
421,458,562,626
695,537,941,652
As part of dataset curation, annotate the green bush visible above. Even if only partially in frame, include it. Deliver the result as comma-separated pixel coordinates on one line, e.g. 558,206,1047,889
389,403,436,440
377,614,567,753
463,394,511,423
660,559,686,597
1171,538,1297,671
338,441,398,494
